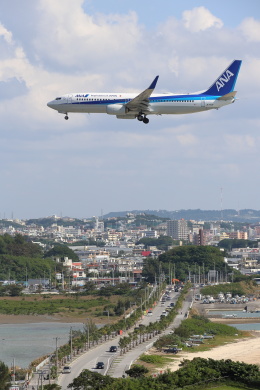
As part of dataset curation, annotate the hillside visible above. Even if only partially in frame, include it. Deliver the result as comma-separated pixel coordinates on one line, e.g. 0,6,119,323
104,208,260,222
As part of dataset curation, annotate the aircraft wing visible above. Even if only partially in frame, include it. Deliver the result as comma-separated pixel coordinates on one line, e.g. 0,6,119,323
125,75,159,113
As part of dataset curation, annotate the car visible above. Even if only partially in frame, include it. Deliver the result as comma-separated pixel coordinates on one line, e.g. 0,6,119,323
163,347,178,354
63,366,71,374
96,362,105,369
109,346,117,352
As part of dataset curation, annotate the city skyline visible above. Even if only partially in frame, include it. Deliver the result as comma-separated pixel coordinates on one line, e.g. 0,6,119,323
0,1,259,219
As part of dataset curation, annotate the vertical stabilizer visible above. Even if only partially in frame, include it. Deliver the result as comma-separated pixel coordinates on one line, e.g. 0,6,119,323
204,60,242,96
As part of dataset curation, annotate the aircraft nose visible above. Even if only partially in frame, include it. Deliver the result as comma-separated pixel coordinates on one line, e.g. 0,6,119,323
47,100,55,109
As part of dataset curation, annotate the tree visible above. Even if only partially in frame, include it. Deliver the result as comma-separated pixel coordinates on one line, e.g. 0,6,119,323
218,238,258,251
0,234,43,258
125,364,149,378
44,245,79,262
68,369,114,390
82,281,96,294
43,385,61,390
0,361,10,390
0,284,23,297
143,245,232,282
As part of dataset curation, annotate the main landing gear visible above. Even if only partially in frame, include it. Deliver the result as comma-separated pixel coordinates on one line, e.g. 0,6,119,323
137,114,149,124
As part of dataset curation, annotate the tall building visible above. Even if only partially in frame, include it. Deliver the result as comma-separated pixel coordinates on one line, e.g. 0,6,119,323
193,229,206,246
167,219,189,240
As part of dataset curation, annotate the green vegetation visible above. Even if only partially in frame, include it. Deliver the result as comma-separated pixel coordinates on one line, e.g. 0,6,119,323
174,315,240,339
0,255,55,281
0,361,9,390
125,364,149,378
0,296,109,315
136,235,179,250
201,281,257,297
139,354,173,365
143,245,230,282
0,233,43,257
0,234,57,281
154,315,243,353
0,284,23,296
68,358,260,389
44,244,79,262
218,239,259,251
69,239,105,247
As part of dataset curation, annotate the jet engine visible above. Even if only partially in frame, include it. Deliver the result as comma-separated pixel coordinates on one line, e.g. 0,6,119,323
106,104,126,115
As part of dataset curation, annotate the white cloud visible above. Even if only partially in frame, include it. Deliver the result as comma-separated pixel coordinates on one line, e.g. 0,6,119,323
224,134,257,153
176,133,198,146
0,22,13,44
34,0,143,73
0,2,260,216
239,17,260,42
182,7,223,33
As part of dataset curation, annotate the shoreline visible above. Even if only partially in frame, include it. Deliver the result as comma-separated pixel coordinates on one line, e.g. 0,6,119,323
0,314,104,324
160,301,260,372
210,317,260,324
161,332,260,372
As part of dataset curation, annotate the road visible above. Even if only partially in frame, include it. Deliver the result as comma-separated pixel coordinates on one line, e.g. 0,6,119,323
57,288,191,389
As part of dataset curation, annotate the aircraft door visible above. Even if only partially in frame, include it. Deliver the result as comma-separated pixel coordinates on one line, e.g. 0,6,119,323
201,98,206,107
67,95,72,104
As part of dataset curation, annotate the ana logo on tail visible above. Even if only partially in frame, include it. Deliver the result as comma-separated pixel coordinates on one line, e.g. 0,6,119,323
216,70,234,92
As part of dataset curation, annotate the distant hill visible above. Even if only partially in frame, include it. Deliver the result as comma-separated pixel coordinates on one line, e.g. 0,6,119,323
104,209,260,223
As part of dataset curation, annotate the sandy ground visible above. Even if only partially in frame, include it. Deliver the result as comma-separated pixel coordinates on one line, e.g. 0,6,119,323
163,333,260,372
158,301,260,371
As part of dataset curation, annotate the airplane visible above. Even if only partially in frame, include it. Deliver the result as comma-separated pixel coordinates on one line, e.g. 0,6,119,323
47,59,242,124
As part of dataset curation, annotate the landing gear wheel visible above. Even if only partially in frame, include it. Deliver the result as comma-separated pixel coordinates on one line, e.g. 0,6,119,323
64,115,69,120
137,114,144,121
143,117,149,124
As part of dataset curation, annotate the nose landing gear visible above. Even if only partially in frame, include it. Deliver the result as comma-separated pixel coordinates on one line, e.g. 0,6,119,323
64,114,69,120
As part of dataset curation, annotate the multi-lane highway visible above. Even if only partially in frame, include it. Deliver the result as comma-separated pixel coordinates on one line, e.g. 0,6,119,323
57,288,190,389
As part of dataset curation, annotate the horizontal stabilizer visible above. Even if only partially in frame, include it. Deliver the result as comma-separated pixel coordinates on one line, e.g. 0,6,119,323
217,91,237,100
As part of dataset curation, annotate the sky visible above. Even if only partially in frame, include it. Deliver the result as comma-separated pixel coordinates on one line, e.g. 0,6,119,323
0,0,260,219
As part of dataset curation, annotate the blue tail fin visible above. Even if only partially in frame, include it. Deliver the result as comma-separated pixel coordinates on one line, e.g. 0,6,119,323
204,60,242,96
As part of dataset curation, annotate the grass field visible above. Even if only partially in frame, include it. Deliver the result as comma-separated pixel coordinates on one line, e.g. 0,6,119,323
0,294,110,316
206,386,258,390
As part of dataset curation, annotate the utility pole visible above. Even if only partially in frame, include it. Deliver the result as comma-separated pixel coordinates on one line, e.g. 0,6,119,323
85,320,90,349
12,358,15,384
54,337,60,377
70,327,73,360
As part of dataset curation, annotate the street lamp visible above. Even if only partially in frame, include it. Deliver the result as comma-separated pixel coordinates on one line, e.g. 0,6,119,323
85,320,90,349
138,297,143,312
103,310,110,321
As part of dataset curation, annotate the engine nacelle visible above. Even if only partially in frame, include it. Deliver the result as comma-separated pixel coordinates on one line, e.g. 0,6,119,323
106,104,126,115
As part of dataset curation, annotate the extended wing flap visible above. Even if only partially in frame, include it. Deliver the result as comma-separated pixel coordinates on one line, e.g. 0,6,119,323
126,75,159,113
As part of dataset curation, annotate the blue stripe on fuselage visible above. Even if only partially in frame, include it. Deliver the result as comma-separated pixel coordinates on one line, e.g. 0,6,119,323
71,94,219,106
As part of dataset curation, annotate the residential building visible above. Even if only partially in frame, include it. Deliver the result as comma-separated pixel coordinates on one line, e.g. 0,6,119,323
167,219,189,240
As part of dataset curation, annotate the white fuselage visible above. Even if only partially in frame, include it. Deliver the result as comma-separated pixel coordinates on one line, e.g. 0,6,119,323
47,92,233,117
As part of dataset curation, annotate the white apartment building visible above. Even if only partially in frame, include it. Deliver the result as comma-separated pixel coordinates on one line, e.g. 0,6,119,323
143,229,158,238
167,219,189,240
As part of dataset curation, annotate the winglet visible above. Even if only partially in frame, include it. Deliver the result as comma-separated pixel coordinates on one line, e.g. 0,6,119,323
149,75,159,90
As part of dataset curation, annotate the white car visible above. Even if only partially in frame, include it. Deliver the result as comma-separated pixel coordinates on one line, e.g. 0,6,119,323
63,366,71,374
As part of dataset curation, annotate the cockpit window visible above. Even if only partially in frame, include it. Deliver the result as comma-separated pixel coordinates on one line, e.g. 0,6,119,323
55,97,62,100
